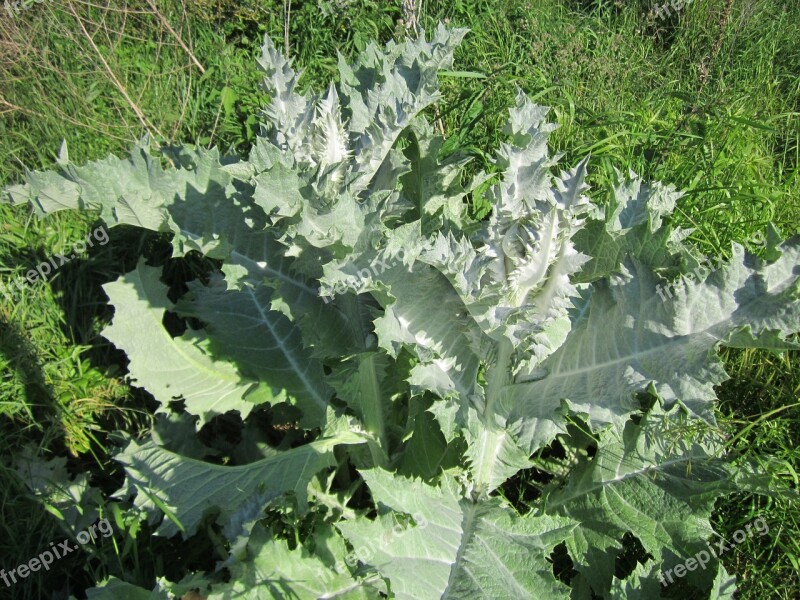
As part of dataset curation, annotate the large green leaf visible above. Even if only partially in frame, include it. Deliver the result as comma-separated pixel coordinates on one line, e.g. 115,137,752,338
177,274,333,428
545,405,776,597
339,469,576,600
208,523,374,600
102,261,274,426
116,430,365,538
502,241,800,439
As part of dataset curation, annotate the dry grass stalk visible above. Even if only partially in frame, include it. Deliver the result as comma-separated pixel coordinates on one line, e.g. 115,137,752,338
144,0,205,73
66,0,164,140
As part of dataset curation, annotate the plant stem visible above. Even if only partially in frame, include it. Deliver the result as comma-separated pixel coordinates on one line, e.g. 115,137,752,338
472,338,513,496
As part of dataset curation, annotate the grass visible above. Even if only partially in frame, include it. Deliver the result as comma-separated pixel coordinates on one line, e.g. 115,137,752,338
713,347,800,598
0,0,798,598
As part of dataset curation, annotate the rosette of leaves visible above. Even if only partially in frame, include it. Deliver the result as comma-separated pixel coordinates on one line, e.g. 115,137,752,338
5,25,799,600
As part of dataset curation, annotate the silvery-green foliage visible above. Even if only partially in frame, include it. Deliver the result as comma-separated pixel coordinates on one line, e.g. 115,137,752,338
5,25,799,600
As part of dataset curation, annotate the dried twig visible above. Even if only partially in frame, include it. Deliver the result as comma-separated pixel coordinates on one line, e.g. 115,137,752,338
402,0,420,37
144,0,205,73
171,0,194,139
284,0,291,56
66,0,164,140
0,97,46,119
699,0,734,86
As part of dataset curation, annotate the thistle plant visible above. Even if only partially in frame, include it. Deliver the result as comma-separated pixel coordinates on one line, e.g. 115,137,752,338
5,25,799,599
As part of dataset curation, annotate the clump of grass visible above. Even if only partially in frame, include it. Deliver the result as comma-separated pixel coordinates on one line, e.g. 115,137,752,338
712,347,800,599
